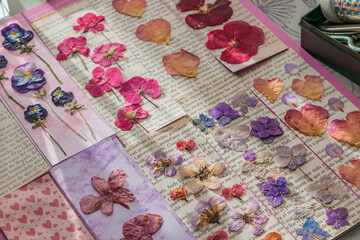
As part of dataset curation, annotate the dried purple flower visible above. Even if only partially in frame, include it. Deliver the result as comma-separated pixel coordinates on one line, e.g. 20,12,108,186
325,143,343,159
306,175,347,204
257,177,289,207
144,150,183,178
208,102,239,126
212,125,250,151
281,92,297,107
284,63,299,75
291,197,317,219
232,91,257,113
326,208,349,229
241,151,273,179
250,117,284,144
328,98,344,112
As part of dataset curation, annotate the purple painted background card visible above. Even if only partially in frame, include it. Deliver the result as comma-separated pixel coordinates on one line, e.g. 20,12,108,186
50,135,194,240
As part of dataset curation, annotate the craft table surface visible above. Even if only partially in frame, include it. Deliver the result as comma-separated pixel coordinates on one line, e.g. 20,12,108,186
8,0,360,239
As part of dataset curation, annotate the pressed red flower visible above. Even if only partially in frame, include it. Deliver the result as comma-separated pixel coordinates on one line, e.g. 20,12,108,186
176,140,196,151
221,184,244,200
85,66,123,97
73,13,105,33
119,76,162,104
170,187,187,201
91,42,126,67
79,169,135,215
207,230,228,240
176,0,233,29
56,36,90,61
114,104,149,131
205,21,265,64
121,214,163,240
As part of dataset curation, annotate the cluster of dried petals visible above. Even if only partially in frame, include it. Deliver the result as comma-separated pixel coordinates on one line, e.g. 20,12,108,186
170,187,187,201
306,175,347,204
144,150,183,178
121,214,163,240
222,184,244,200
56,36,90,61
73,13,105,33
208,102,238,126
91,42,126,67
176,140,196,151
85,66,123,97
114,104,149,131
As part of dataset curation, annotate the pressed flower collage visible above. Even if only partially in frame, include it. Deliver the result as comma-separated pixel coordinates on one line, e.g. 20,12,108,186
0,0,359,240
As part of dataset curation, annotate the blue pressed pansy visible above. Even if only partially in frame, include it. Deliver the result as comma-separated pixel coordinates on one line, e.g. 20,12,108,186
51,87,74,106
24,104,48,123
11,62,46,93
0,55,7,69
1,23,34,51
193,114,214,131
296,218,330,240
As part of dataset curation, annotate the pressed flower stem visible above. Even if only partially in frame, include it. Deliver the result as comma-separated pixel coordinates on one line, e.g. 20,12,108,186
0,80,25,109
77,54,88,71
134,119,149,133
114,200,130,209
114,60,123,70
99,31,112,44
297,166,313,181
111,88,122,102
140,93,159,108
78,110,95,140
41,125,66,156
234,196,244,202
44,100,87,141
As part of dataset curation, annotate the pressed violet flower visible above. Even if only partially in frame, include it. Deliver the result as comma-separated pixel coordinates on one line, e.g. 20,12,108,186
232,91,258,114
179,156,225,194
187,195,227,231
176,140,196,151
290,197,317,219
306,175,347,204
0,55,7,68
326,208,349,229
206,230,228,240
0,70,24,109
284,63,299,75
91,42,126,68
176,0,233,29
11,62,46,93
257,177,289,207
79,169,135,215
170,187,187,201
281,93,297,107
121,214,163,240
193,114,214,131
325,143,343,159
339,159,360,190
119,76,161,107
114,104,149,132
227,200,269,236
51,87,74,106
250,117,284,144
144,150,183,178
296,218,330,240
241,151,273,179
85,66,123,99
328,98,344,112
56,36,90,70
73,13,105,33
205,21,264,64
212,125,250,151
208,102,238,126
222,184,244,200
262,232,282,240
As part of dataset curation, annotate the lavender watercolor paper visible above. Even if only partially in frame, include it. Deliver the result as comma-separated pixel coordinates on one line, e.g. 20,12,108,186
50,135,195,240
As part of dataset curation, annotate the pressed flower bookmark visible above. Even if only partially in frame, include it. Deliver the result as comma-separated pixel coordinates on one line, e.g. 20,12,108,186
1,23,62,84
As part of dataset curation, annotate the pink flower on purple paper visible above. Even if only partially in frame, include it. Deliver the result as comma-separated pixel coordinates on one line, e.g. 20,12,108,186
114,104,149,131
208,102,239,126
119,76,162,104
121,214,163,240
73,13,105,33
144,150,183,178
79,169,135,215
257,177,289,207
91,42,126,67
250,117,284,144
56,36,90,61
85,66,123,97
206,231,228,240
326,208,349,229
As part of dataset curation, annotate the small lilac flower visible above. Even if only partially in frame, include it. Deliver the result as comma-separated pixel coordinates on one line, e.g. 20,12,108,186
232,91,258,113
24,104,47,123
11,62,46,93
144,150,183,178
328,98,344,112
296,218,330,240
274,144,307,170
227,200,269,236
250,117,284,144
325,143,343,159
291,197,317,219
1,23,34,51
212,125,250,151
326,208,349,229
257,177,289,207
243,150,256,162
208,102,239,126
0,55,7,69
306,175,347,204
281,93,297,107
284,63,299,75
193,114,214,131
51,87,74,107
241,151,273,179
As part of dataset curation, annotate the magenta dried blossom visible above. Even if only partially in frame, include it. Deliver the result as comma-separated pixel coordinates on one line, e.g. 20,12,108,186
114,104,149,132
56,36,90,70
121,214,163,240
91,42,126,68
73,13,105,33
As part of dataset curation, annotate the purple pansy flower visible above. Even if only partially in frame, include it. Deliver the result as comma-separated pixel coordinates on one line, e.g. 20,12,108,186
51,87,74,107
1,23,34,51
306,175,347,204
11,63,46,93
232,91,258,114
250,117,284,144
257,177,289,207
24,104,47,123
0,55,7,69
326,208,349,229
144,150,183,178
227,199,269,236
212,125,250,151
208,102,239,126
328,98,344,112
281,92,297,107
274,144,307,170
241,151,273,179
296,218,330,240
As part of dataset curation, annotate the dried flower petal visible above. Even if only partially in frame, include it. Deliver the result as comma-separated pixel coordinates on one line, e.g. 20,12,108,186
325,143,343,159
328,98,344,112
281,93,297,107
73,13,105,33
208,102,238,126
114,104,149,131
206,230,228,240
145,151,183,178
122,214,163,240
257,177,289,207
326,208,349,229
284,104,329,136
193,114,214,131
135,18,171,45
170,187,187,200
11,62,46,93
339,159,360,190
291,75,324,101
222,184,244,200
212,125,250,151
163,49,200,78
232,91,258,113
284,63,299,75
176,140,196,151
250,117,284,144
296,219,330,240
91,42,126,68
306,175,347,204
253,78,284,103
112,0,147,17
328,111,360,147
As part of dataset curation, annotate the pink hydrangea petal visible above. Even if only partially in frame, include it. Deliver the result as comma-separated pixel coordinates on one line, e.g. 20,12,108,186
93,24,105,32
114,119,134,131
137,108,149,119
141,79,162,99
108,169,126,190
56,53,69,61
105,67,124,88
205,29,230,50
57,37,75,54
114,42,127,52
73,25,82,31
85,83,105,97
100,198,114,215
79,195,102,214
91,176,109,195
123,92,142,104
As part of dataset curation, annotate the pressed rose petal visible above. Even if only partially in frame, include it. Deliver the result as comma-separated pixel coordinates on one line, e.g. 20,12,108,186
136,18,171,45
328,111,360,147
91,176,109,195
291,75,324,101
79,195,101,214
339,159,360,190
122,214,163,239
284,104,329,136
163,49,200,78
262,232,282,240
221,187,233,200
112,0,146,17
108,169,126,189
253,78,284,103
